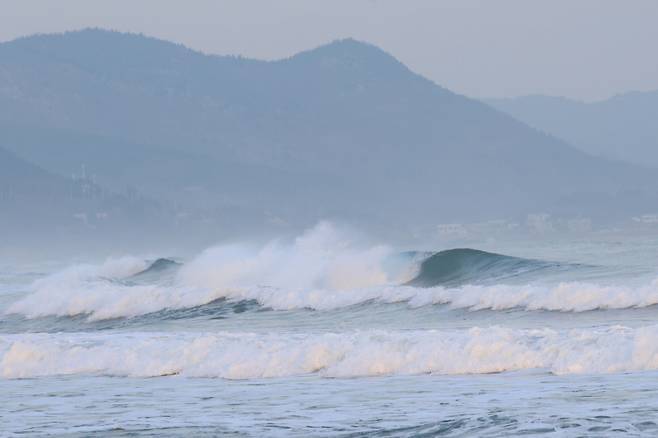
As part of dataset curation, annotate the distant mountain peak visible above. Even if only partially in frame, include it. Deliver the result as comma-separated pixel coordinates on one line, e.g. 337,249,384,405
4,28,198,70
316,37,382,53
4,29,410,78
287,37,409,74
9,27,182,49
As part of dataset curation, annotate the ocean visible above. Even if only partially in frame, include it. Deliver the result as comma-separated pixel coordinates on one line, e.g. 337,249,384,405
2,222,658,436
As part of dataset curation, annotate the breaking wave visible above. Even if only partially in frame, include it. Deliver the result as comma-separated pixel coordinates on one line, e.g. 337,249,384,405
4,223,656,322
4,324,658,379
6,271,658,323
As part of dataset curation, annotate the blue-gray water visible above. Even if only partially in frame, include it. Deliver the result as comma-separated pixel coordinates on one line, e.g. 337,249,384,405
2,227,658,436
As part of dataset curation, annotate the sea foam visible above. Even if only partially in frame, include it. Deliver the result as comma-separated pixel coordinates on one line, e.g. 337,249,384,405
7,266,658,321
3,325,658,379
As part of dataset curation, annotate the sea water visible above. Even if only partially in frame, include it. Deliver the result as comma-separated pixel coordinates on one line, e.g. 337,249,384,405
2,223,658,436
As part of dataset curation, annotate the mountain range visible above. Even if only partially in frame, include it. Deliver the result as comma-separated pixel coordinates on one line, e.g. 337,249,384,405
486,92,658,168
1,29,657,249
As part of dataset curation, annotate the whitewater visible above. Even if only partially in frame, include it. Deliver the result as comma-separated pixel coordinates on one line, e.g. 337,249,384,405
3,222,658,436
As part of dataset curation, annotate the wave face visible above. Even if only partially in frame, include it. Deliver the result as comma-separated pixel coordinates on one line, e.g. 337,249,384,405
407,248,561,287
3,324,658,379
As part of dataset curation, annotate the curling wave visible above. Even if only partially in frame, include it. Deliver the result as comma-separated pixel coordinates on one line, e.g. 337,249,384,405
407,248,563,287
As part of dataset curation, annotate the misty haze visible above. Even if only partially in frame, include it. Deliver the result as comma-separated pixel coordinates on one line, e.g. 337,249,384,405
2,2,658,437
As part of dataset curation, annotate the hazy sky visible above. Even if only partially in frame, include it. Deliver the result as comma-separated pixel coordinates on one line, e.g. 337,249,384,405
2,0,657,101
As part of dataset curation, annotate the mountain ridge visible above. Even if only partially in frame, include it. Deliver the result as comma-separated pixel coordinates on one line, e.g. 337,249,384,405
485,91,658,168
1,29,657,240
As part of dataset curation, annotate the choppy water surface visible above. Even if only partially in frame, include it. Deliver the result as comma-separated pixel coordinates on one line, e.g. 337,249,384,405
2,225,658,436
4,372,658,436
